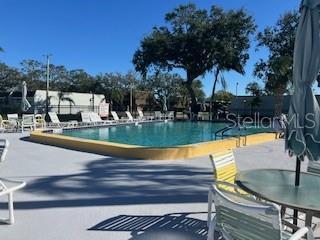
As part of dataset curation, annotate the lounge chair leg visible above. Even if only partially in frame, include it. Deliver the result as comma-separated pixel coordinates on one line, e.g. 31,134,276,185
8,192,14,224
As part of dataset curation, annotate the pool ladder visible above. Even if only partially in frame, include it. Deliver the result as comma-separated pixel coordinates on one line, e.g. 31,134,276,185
214,124,248,147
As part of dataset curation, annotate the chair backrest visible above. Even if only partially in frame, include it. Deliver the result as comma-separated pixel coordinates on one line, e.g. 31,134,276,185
209,150,237,184
0,139,9,162
137,110,144,118
90,112,102,122
167,111,174,117
81,112,91,123
154,111,162,118
125,111,134,121
111,111,119,121
22,114,35,125
212,182,282,240
308,161,320,175
7,114,18,121
48,112,60,123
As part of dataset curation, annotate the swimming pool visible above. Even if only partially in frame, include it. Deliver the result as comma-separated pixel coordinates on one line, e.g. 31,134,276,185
31,121,277,160
59,121,272,147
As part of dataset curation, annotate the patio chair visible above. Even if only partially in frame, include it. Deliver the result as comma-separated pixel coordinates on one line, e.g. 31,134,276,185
80,112,94,126
307,161,320,175
209,150,237,184
175,112,189,120
0,139,26,224
21,114,36,132
0,115,12,132
137,110,154,121
6,113,19,131
89,112,114,125
154,111,164,120
48,112,76,128
207,181,314,240
166,111,175,120
125,111,139,122
110,111,128,123
209,150,246,194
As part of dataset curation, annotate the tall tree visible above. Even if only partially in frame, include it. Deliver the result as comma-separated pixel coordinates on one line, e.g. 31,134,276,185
145,73,182,109
246,81,263,113
133,4,255,113
209,7,256,115
0,63,23,91
254,11,299,115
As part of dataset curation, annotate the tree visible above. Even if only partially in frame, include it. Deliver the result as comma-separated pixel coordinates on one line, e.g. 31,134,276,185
214,90,234,103
133,4,255,113
57,92,75,114
144,73,182,109
0,63,24,91
246,81,263,113
20,59,46,90
254,11,299,115
209,7,256,116
178,79,205,108
245,81,263,96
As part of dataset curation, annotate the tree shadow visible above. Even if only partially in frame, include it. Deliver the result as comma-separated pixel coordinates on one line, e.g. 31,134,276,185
88,212,219,240
0,156,213,209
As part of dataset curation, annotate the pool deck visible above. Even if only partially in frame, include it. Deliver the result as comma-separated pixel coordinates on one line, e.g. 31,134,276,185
0,133,318,240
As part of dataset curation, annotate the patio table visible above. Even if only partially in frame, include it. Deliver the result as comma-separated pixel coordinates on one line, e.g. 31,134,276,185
236,169,320,228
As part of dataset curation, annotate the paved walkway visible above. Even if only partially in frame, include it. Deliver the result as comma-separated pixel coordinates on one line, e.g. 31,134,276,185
0,133,313,240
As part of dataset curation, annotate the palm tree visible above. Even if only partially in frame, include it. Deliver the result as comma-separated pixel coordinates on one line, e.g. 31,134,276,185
57,92,75,114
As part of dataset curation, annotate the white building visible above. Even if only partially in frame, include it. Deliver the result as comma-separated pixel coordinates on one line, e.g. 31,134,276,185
0,90,105,114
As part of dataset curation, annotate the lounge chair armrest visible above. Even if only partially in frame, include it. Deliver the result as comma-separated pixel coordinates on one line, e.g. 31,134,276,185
289,227,314,240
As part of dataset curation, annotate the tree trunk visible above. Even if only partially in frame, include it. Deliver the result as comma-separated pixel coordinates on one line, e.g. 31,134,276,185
210,69,220,120
186,72,197,115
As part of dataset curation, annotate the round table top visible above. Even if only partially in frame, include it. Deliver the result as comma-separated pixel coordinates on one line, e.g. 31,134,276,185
236,169,320,212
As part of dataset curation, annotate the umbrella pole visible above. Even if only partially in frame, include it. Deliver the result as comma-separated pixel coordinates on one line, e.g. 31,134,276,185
293,156,302,227
295,156,301,186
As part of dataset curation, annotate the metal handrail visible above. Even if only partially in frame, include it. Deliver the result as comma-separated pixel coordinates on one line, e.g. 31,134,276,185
214,124,234,140
214,123,249,145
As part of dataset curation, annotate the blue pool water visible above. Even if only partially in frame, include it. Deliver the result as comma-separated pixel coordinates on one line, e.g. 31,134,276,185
60,121,272,147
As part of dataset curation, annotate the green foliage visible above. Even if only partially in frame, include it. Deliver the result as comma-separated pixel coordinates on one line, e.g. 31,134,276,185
254,11,299,95
133,3,255,112
245,81,263,109
214,90,234,103
245,81,263,96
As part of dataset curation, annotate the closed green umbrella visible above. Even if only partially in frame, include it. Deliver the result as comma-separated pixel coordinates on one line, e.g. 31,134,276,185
285,0,320,225
286,0,320,182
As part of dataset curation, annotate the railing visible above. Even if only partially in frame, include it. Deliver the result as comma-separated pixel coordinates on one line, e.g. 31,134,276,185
214,123,248,147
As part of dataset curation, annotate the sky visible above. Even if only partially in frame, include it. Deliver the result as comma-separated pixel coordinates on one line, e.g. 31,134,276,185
0,0,303,96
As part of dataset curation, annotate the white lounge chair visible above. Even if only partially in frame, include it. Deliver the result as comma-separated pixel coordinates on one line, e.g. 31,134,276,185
80,112,94,126
89,112,114,125
0,139,26,224
110,111,128,123
125,111,139,122
21,114,36,132
48,112,76,128
137,110,154,121
207,181,314,240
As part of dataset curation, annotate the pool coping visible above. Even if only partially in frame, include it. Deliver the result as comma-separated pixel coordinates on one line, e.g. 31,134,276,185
30,125,278,160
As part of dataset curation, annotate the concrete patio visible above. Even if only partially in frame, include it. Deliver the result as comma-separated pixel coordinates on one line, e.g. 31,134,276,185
0,133,315,240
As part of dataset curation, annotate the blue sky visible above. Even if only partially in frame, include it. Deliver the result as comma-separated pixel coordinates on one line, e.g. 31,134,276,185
0,0,302,96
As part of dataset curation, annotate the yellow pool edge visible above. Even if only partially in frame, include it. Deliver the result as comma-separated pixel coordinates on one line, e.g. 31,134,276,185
30,130,278,160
